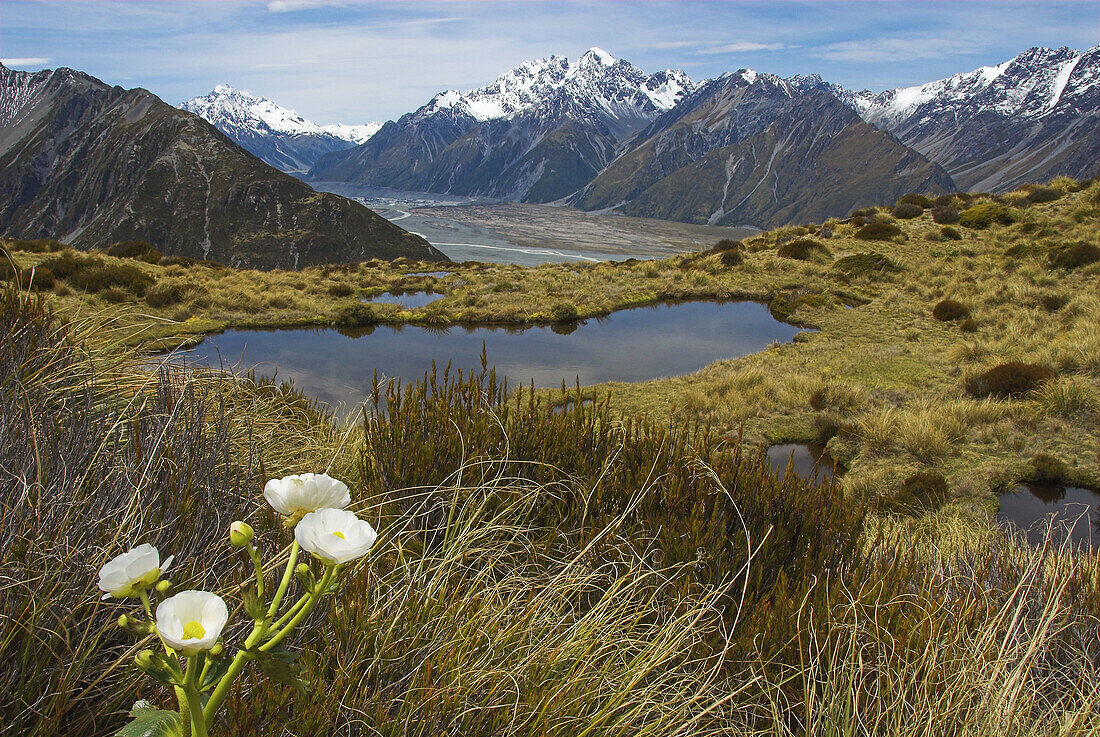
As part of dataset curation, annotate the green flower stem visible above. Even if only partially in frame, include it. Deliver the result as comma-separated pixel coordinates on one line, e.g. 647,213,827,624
138,590,154,619
259,565,338,653
269,591,311,632
202,541,301,723
184,654,208,737
247,544,264,599
174,686,192,737
266,541,300,620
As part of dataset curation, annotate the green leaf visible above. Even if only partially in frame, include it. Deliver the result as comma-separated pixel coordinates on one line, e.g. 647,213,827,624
246,647,310,693
242,590,266,620
137,653,180,688
198,654,231,693
115,704,182,737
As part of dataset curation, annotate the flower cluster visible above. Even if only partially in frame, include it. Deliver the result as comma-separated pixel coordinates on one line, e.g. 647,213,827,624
98,472,376,737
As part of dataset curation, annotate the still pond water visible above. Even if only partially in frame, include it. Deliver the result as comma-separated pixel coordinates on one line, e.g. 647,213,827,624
998,484,1100,550
766,443,843,483
181,300,801,411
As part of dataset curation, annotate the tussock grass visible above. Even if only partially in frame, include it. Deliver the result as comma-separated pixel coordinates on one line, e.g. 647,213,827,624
2,284,1100,735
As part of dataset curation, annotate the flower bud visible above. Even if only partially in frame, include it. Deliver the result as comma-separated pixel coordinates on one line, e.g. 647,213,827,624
295,563,310,576
155,579,172,595
229,521,255,548
118,614,131,629
135,650,155,670
209,642,224,657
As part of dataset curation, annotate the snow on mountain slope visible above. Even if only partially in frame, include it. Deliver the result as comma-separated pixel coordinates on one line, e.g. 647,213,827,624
413,47,694,127
843,46,1100,189
308,48,696,201
180,85,381,172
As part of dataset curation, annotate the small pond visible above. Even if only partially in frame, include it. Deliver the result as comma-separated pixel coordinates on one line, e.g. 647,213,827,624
362,291,443,309
180,300,801,411
766,443,842,483
997,484,1100,550
404,272,453,278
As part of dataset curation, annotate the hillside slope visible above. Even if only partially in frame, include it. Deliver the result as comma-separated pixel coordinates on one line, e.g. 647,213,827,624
0,65,441,269
574,74,954,227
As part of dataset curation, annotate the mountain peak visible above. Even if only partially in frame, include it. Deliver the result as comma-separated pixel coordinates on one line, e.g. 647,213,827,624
580,47,617,66
181,85,382,172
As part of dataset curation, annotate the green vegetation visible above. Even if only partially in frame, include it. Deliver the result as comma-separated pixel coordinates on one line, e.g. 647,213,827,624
2,286,1099,736
2,176,1098,512
959,202,1016,229
932,298,971,322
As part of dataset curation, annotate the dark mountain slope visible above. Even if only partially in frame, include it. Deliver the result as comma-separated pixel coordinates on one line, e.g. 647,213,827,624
0,65,441,269
574,74,954,227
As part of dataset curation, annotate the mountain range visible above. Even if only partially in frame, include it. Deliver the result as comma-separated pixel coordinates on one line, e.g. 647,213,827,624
0,65,440,269
309,48,697,203
206,44,1094,229
181,85,382,173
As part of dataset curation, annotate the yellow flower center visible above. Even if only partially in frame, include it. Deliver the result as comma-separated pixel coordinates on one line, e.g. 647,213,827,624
332,530,346,540
183,620,206,640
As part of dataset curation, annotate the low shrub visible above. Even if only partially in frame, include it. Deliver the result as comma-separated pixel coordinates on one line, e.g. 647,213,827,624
1031,453,1070,485
717,249,742,266
99,286,130,303
334,302,378,327
550,302,579,322
777,238,829,260
940,226,962,241
105,240,163,264
966,361,1056,399
932,299,970,322
26,266,54,290
932,194,959,208
328,283,355,297
880,470,950,515
0,237,66,253
891,203,924,219
833,252,901,276
854,222,903,241
1048,241,1100,269
1005,242,1041,258
1025,186,1061,204
144,280,188,308
959,202,1015,229
1038,292,1070,311
932,207,960,224
849,207,879,218
896,193,933,209
69,262,154,296
959,317,979,333
711,239,743,252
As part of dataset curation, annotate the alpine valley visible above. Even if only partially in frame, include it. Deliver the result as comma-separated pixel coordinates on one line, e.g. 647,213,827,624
0,65,440,269
235,44,1100,229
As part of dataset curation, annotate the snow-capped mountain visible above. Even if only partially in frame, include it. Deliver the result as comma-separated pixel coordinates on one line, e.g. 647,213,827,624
181,85,382,173
573,69,952,227
842,46,1100,190
309,48,696,202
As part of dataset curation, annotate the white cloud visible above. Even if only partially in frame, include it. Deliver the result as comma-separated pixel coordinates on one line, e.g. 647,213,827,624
267,0,350,12
698,42,787,55
812,37,977,63
1,57,50,67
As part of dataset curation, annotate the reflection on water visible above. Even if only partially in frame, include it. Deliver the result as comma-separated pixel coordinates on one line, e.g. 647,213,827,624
997,484,1099,550
363,291,443,309
766,443,843,483
179,300,802,412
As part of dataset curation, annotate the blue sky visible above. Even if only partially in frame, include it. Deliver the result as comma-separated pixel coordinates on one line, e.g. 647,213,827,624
1,1,1096,124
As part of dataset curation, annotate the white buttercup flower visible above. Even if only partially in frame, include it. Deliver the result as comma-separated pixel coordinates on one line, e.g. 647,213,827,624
294,508,377,565
98,543,173,600
264,473,351,520
156,591,229,655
